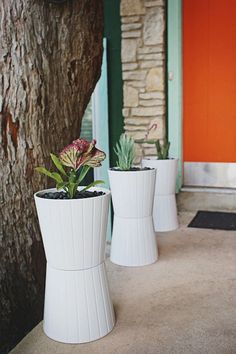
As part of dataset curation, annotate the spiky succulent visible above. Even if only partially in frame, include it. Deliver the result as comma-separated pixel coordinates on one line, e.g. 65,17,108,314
136,124,170,160
114,134,135,170
36,138,106,198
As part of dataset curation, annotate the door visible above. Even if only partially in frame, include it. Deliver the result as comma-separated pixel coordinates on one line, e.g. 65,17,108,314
183,0,236,188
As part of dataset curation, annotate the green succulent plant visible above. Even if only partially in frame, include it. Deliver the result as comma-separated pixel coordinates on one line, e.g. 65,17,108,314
145,138,170,160
114,134,135,170
135,123,170,160
35,138,105,199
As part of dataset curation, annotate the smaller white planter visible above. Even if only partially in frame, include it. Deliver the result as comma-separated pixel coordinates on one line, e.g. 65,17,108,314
34,187,115,343
142,158,179,232
108,168,158,267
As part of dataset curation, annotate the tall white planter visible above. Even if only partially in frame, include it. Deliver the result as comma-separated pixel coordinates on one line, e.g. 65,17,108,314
108,169,158,267
142,158,179,232
34,187,115,344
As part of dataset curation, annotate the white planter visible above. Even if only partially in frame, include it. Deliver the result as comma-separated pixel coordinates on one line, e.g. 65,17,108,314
108,169,158,267
142,158,179,232
34,187,115,343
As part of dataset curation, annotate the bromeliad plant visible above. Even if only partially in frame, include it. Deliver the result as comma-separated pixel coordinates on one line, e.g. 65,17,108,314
114,134,135,170
136,123,170,160
36,138,106,199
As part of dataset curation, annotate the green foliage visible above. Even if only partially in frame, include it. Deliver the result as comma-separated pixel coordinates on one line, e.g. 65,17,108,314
36,138,106,198
113,134,135,170
145,139,170,160
36,159,97,199
135,123,170,160
136,138,170,160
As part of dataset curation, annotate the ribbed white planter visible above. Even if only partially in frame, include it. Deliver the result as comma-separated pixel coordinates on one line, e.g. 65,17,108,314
142,158,179,232
108,169,158,267
34,187,115,343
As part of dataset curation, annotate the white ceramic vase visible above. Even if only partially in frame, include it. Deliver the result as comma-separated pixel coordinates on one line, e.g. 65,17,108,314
108,168,158,267
34,187,115,344
142,158,179,232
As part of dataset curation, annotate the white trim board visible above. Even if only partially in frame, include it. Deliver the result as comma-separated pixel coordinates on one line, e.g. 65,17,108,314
184,162,236,188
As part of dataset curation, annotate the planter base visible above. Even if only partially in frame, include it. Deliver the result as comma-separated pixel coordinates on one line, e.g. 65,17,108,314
153,194,178,232
110,216,158,267
43,262,115,343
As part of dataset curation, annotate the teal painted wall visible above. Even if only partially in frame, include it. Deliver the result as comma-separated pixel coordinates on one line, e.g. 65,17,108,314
167,0,183,191
104,0,123,167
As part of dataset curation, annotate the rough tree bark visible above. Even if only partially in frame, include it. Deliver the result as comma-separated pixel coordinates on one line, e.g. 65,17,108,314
0,0,103,352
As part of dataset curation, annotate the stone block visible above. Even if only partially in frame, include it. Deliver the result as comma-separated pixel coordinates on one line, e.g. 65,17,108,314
131,107,164,116
138,45,164,54
122,108,130,117
146,67,164,91
138,53,164,60
144,117,165,139
134,143,144,161
121,39,137,62
124,124,148,131
139,99,163,107
125,130,148,140
143,8,164,45
121,16,140,23
143,147,158,157
123,63,139,71
120,0,146,16
124,84,139,107
127,80,146,88
125,117,151,125
139,92,165,99
123,70,147,81
122,31,142,38
121,23,142,31
145,0,164,7
140,60,163,69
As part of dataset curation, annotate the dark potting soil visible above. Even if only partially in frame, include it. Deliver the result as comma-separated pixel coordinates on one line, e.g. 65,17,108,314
110,167,152,172
37,190,105,200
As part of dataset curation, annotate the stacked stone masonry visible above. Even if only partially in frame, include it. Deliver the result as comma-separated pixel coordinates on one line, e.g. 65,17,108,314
120,0,166,163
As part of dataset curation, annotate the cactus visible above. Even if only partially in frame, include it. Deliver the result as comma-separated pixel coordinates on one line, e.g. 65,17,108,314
135,138,170,160
135,123,170,160
154,139,170,160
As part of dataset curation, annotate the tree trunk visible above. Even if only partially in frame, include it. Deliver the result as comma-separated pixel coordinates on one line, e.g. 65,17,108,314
0,1,103,352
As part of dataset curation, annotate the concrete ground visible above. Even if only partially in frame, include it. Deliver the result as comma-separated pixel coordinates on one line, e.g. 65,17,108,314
11,213,236,354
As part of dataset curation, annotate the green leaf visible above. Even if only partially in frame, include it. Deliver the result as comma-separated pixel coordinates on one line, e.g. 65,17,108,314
35,167,56,180
67,182,79,199
56,181,67,190
80,180,104,193
35,166,52,177
78,165,91,184
51,172,63,183
69,170,77,183
35,167,64,183
50,153,67,176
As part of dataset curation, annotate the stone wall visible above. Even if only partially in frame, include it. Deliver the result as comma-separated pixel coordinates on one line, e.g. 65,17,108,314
120,0,166,163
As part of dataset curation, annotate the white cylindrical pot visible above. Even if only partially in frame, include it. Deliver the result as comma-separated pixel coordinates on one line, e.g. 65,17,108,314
34,187,115,343
142,158,179,232
108,169,158,267
35,187,110,271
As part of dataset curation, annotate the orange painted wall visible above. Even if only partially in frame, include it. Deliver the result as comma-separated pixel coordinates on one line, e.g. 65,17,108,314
183,0,236,162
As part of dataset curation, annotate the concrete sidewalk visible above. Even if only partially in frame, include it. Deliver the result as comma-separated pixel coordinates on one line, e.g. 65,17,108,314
11,213,236,354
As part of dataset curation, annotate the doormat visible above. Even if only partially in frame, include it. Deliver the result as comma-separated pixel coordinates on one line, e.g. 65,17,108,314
188,210,236,230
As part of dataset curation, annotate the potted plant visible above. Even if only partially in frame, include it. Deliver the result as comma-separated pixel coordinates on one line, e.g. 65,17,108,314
108,134,158,267
34,138,115,344
138,124,179,232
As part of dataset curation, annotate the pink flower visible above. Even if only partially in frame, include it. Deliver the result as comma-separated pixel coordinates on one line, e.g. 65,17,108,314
59,138,105,170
